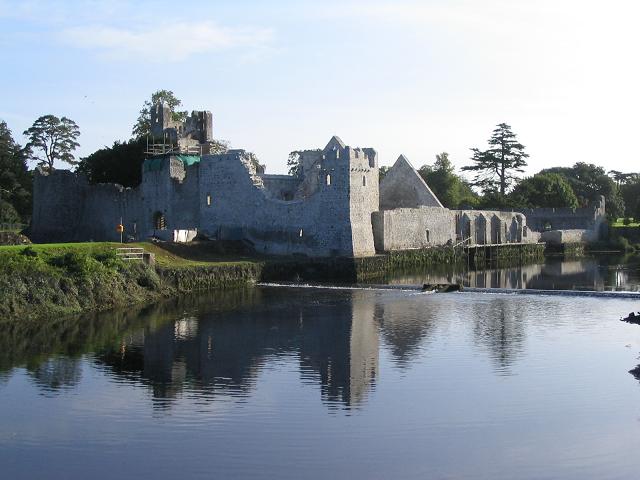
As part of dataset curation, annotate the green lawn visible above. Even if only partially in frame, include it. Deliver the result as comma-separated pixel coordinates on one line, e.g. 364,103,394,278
0,241,260,268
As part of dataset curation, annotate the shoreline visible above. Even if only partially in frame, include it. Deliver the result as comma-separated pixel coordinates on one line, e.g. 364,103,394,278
0,240,599,323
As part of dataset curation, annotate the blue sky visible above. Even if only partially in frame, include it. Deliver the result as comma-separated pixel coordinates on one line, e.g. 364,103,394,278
1,0,639,175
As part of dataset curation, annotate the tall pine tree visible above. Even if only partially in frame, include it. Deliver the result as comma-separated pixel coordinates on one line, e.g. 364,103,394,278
462,123,528,196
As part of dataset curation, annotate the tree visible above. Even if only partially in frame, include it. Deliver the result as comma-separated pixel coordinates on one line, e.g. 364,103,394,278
132,90,188,138
617,172,640,218
23,115,80,170
418,152,478,208
462,123,529,196
77,138,147,187
508,173,579,209
541,162,625,219
0,120,31,219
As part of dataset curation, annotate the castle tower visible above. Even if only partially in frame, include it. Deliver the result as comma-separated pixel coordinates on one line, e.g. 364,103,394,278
318,136,379,257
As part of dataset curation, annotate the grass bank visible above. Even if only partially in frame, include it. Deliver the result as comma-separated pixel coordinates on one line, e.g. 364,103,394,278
0,242,264,322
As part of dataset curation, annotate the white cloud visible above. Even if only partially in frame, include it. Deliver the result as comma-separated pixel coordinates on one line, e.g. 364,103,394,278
60,21,274,62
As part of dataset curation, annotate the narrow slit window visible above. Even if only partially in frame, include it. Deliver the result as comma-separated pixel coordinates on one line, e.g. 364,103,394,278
299,229,304,238
206,194,212,206
326,174,331,186
362,175,367,186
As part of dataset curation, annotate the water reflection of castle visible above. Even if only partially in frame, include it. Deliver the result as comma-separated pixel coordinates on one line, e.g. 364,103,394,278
392,258,638,292
95,289,380,409
9,286,539,403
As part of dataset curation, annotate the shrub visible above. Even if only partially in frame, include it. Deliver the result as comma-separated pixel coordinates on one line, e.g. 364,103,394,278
623,217,632,226
48,251,105,277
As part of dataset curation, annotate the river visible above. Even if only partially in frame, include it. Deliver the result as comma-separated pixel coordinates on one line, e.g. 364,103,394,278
1,255,639,479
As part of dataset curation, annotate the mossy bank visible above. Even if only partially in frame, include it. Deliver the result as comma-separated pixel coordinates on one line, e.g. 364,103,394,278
0,243,263,322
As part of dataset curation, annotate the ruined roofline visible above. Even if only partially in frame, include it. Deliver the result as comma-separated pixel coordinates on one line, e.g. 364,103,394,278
380,154,444,209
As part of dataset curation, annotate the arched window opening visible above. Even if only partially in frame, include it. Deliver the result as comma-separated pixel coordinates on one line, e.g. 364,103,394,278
326,174,331,186
153,211,166,230
299,229,304,238
362,175,367,186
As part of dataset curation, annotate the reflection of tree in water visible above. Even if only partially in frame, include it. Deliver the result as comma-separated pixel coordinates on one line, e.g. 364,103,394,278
471,298,526,372
375,297,438,368
95,288,380,411
384,257,621,291
0,289,258,396
27,356,82,394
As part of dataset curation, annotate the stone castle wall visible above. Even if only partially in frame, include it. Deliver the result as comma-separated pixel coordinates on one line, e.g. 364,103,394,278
31,134,601,257
31,137,381,257
31,169,142,243
372,207,540,252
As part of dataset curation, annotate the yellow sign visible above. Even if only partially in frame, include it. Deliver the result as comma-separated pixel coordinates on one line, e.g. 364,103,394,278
116,224,124,233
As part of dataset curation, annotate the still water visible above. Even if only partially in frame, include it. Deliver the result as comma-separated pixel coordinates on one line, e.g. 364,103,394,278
385,254,640,292
1,258,640,479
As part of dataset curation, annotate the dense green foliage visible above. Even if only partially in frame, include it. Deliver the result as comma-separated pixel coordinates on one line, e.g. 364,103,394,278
0,244,163,320
618,173,640,219
540,162,625,219
0,120,31,221
418,153,478,208
509,173,579,208
77,137,147,187
23,115,80,170
462,123,528,196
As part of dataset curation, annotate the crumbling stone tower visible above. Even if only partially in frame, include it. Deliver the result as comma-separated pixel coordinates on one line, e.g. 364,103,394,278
150,102,214,152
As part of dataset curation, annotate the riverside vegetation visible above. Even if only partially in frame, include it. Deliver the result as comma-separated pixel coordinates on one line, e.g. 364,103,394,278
0,242,262,321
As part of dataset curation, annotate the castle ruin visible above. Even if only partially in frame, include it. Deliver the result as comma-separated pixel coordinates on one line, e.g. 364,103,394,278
30,103,606,256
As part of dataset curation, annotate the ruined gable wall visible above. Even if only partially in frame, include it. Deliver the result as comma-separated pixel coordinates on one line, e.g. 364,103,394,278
379,156,443,210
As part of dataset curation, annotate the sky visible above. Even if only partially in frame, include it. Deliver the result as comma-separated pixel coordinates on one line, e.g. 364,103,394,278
1,0,639,176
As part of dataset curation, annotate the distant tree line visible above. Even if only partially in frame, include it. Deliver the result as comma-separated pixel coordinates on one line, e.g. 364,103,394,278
401,123,635,221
